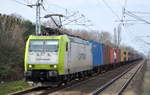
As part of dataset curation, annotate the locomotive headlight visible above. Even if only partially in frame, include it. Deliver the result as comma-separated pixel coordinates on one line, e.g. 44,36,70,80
29,65,32,68
54,65,57,68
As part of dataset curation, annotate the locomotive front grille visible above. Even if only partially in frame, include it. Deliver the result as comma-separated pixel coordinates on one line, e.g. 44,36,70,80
25,70,58,82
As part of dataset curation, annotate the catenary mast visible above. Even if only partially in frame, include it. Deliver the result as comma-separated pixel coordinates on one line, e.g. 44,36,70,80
28,0,43,35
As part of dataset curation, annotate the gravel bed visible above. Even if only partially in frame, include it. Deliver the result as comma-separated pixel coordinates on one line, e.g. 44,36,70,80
98,61,143,95
122,60,146,95
50,63,136,95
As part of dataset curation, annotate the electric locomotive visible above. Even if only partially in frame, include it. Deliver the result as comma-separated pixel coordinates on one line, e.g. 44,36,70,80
24,35,92,86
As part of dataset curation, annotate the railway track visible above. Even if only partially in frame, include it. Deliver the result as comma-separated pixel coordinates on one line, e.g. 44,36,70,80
92,60,144,95
9,61,141,95
9,74,101,95
47,62,137,95
8,87,41,95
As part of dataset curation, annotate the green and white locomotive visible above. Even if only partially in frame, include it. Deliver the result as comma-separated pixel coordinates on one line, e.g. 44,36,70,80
24,35,92,85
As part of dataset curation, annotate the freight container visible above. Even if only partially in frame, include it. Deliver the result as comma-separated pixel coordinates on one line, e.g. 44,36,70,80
124,50,127,61
115,48,119,63
121,49,125,62
119,49,122,62
89,41,103,67
101,44,104,65
128,52,133,61
104,45,110,64
107,46,110,64
109,47,114,64
104,45,107,64
126,51,129,61
102,44,105,65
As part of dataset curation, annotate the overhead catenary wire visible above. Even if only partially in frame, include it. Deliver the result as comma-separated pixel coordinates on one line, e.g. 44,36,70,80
44,0,78,17
63,16,85,25
97,0,120,20
11,0,28,6
128,11,150,14
49,8,92,27
43,8,92,27
12,0,94,29
137,38,150,45
125,10,150,24
120,0,150,25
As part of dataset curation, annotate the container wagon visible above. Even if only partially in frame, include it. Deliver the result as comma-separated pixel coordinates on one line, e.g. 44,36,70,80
89,41,103,73
109,47,115,64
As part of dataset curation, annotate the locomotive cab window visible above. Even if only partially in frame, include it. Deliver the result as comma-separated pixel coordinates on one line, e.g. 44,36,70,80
29,40,59,52
29,40,43,52
44,40,59,52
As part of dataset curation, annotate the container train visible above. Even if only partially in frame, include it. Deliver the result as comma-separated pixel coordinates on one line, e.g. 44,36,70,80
24,34,142,86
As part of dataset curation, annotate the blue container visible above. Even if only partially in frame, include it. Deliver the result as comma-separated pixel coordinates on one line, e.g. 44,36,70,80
89,41,104,67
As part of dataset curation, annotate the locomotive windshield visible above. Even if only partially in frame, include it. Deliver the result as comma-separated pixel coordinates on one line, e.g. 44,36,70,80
29,40,58,52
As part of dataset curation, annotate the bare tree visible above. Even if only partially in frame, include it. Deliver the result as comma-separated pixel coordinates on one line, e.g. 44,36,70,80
0,14,25,81
99,31,112,42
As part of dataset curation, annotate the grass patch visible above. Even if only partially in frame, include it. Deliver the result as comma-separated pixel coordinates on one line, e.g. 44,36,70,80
0,80,32,95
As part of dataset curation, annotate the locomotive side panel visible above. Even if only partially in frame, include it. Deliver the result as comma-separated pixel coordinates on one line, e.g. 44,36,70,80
66,41,92,74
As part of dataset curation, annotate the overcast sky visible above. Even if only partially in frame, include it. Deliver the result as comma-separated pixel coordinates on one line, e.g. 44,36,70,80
1,0,150,55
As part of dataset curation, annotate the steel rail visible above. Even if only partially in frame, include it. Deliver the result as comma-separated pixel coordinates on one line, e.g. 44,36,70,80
116,62,144,95
9,87,40,95
91,61,143,95
9,61,140,95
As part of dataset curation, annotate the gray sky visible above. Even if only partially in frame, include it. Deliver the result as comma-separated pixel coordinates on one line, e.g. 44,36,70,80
1,0,150,55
